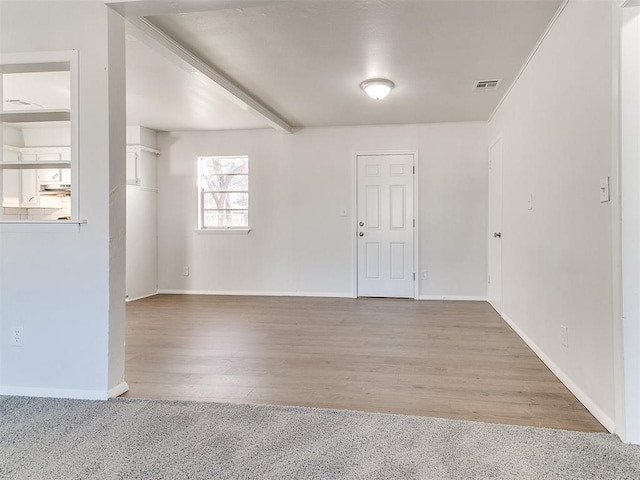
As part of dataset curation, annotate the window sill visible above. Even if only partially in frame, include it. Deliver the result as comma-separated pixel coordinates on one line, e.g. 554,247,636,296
0,219,87,233
196,227,251,235
0,219,86,224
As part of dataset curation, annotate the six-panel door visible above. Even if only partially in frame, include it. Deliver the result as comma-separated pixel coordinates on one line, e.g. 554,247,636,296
357,154,414,298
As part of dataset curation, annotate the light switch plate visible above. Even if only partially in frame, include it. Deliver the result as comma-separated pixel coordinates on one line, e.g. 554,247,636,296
600,176,610,203
560,325,568,348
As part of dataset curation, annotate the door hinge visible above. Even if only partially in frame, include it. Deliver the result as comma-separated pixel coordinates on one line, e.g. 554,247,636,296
488,160,492,170
413,219,415,228
413,166,415,174
413,272,416,280
488,274,491,284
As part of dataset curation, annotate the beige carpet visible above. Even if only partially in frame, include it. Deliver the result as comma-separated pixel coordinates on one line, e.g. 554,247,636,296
1,396,639,479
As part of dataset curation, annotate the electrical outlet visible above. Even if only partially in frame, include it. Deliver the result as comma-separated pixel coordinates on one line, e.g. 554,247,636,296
183,266,189,276
11,325,23,346
560,325,568,347
421,271,428,280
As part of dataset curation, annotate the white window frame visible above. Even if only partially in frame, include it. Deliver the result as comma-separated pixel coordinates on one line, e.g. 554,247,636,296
0,50,82,226
196,155,250,234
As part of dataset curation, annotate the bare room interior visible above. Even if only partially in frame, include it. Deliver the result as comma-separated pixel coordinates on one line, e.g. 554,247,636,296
2,1,640,476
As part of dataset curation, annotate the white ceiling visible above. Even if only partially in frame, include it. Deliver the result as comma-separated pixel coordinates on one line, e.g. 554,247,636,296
124,0,563,130
3,71,70,111
125,31,267,131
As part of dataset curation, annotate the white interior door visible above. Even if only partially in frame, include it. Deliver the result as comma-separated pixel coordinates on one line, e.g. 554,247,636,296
488,138,503,313
357,153,414,298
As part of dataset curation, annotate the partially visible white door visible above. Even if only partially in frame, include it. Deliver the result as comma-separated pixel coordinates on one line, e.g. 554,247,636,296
357,154,414,298
488,137,503,313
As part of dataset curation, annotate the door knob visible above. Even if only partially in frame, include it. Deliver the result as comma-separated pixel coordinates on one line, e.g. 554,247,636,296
359,222,364,227
359,232,364,237
494,232,502,238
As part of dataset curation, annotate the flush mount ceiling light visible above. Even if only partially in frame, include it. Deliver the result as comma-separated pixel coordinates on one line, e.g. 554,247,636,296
360,78,395,100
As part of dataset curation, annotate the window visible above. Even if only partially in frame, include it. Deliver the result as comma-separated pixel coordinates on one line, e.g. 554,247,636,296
198,155,249,229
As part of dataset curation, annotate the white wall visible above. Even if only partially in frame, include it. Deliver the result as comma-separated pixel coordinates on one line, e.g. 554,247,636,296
126,126,158,301
157,123,488,299
488,0,617,431
0,1,127,399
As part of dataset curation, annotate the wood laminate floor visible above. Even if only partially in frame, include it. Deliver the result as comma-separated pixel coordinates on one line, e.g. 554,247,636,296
124,295,605,432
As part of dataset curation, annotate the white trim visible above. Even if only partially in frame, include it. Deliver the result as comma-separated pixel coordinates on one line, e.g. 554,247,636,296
351,151,358,298
353,150,419,299
2,145,70,155
612,0,626,443
413,152,420,300
126,185,158,193
126,292,157,302
0,386,108,400
619,3,640,444
0,221,86,233
501,313,615,433
196,228,251,235
0,161,70,169
418,295,487,301
127,144,160,156
487,133,504,314
106,0,284,17
69,50,79,221
0,219,86,225
107,381,129,398
489,0,570,121
157,289,353,298
0,50,75,66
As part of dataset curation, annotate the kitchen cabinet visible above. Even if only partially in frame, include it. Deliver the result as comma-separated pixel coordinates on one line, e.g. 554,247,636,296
2,147,71,210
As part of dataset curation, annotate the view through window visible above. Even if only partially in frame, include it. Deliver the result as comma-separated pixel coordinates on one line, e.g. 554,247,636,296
198,155,249,229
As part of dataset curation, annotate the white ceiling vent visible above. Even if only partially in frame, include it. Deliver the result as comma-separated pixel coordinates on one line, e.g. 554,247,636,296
473,79,502,91
4,99,42,107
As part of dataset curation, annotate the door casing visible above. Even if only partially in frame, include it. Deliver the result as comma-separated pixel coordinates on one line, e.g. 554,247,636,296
487,135,503,314
353,150,420,299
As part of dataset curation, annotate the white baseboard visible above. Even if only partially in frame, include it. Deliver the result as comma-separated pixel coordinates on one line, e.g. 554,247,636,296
418,295,487,301
501,313,616,433
0,386,108,400
157,289,353,298
157,291,486,301
108,381,129,398
126,291,158,302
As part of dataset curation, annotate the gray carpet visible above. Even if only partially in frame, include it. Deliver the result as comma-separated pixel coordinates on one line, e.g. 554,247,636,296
1,396,640,479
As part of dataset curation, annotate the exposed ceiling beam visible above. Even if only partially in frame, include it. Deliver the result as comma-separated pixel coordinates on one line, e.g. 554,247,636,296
105,0,286,18
126,16,293,134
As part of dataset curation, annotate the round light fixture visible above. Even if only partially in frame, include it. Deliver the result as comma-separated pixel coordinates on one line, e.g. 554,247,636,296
360,78,395,100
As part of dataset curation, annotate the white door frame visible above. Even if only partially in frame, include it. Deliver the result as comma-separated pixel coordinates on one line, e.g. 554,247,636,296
617,1,640,444
352,150,420,299
487,134,504,315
